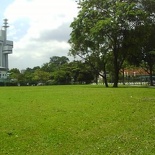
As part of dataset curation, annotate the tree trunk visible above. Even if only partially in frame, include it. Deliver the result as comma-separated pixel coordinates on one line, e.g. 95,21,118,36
103,64,108,87
149,65,153,86
113,46,119,88
103,75,109,87
122,68,125,85
95,73,98,85
113,70,119,87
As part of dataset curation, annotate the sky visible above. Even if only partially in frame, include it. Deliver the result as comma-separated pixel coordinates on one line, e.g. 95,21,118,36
0,0,79,70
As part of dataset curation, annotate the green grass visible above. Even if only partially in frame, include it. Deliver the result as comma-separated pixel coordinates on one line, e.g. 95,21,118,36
0,85,155,155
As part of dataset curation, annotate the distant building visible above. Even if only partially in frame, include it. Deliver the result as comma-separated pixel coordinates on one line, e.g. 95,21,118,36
21,69,26,74
0,19,13,79
123,68,149,77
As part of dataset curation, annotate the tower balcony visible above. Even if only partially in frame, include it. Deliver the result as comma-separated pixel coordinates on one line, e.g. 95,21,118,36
3,40,13,54
3,45,13,54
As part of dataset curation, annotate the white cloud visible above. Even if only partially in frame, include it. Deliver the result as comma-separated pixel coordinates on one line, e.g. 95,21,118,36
4,0,78,69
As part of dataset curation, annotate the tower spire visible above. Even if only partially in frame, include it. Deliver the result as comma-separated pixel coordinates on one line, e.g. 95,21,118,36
0,19,13,72
3,19,9,30
2,19,9,41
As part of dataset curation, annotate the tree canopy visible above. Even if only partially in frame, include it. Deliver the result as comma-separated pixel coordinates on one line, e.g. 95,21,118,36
69,0,155,87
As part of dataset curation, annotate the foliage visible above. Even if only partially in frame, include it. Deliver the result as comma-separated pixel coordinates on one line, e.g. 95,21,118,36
41,56,69,72
33,69,50,83
8,56,96,85
69,0,155,87
51,69,71,85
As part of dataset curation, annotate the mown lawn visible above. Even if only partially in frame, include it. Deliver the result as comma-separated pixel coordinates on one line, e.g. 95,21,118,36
0,85,155,155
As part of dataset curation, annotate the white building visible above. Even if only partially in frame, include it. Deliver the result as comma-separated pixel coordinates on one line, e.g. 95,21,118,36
0,19,13,79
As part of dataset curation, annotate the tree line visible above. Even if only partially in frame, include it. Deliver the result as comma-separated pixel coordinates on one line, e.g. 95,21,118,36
8,55,154,86
8,56,95,86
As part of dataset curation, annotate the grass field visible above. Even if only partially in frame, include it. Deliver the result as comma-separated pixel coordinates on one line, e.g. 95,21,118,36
0,85,155,155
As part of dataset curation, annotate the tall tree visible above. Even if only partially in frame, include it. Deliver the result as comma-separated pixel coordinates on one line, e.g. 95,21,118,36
42,56,70,73
141,26,155,86
126,0,155,86
9,68,22,84
33,69,50,84
50,56,69,70
69,0,148,87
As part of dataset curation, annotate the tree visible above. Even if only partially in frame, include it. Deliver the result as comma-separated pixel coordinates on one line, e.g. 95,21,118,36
51,70,71,85
22,68,36,85
141,27,155,86
140,1,155,86
49,56,69,70
9,68,22,84
126,1,155,86
69,0,148,87
41,56,70,73
33,69,50,84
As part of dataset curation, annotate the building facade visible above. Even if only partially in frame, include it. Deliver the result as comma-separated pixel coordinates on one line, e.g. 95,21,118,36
0,19,13,79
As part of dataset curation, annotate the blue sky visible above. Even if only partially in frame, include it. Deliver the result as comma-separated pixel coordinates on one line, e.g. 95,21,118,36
0,0,78,70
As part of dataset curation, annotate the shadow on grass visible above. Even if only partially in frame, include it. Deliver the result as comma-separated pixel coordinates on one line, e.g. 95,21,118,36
83,84,154,89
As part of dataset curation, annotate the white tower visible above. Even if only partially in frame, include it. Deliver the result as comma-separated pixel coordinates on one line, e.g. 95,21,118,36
0,19,13,79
